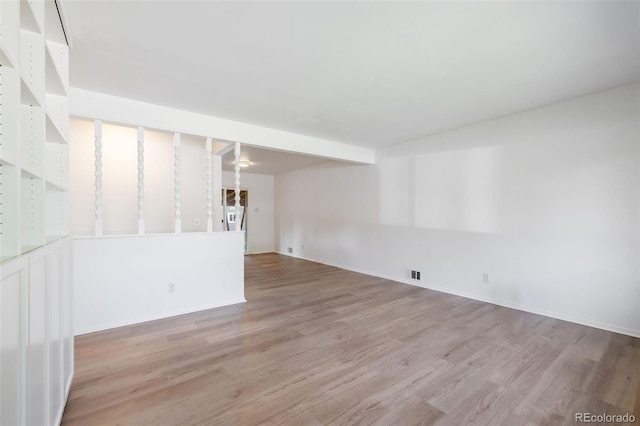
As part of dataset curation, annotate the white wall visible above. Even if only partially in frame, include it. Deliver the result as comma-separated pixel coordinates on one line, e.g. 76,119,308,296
70,118,213,235
275,84,640,336
69,118,276,252
74,232,245,335
69,120,249,335
222,171,274,254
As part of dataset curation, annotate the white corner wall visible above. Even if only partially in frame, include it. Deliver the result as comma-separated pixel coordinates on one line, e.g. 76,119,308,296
74,232,245,335
68,119,264,336
275,84,640,337
222,171,275,254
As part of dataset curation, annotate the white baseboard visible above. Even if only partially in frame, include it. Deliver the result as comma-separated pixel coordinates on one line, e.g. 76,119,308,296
58,372,75,426
75,298,247,336
278,251,640,338
246,250,274,255
64,372,74,401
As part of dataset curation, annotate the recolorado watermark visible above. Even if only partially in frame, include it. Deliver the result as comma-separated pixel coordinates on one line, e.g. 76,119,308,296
575,412,636,423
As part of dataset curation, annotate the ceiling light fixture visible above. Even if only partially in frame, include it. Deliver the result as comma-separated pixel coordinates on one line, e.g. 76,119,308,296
238,160,251,168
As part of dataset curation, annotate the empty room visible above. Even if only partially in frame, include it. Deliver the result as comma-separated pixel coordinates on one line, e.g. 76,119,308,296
1,0,639,425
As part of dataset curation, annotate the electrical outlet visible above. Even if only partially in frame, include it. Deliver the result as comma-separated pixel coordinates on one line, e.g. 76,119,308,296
482,273,489,284
410,270,421,281
168,283,175,293
194,218,200,226
287,247,293,253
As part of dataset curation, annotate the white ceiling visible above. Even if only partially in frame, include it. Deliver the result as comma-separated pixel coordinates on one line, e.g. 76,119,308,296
63,1,639,150
221,145,329,176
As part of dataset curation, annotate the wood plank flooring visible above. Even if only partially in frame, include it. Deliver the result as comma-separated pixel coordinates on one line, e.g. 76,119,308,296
62,253,640,425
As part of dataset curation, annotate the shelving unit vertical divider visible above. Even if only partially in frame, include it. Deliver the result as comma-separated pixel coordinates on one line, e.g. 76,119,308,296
0,0,22,262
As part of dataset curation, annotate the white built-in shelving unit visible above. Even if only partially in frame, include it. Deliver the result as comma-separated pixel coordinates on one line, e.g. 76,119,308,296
1,0,72,425
1,0,69,260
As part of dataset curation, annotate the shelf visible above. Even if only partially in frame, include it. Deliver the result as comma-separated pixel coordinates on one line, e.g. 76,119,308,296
0,158,18,168
20,166,42,180
20,163,43,180
21,245,40,255
46,235,66,244
45,114,66,144
20,0,43,34
45,180,67,192
20,76,43,107
45,41,67,96
0,155,18,170
0,46,16,68
45,94,68,143
0,256,17,264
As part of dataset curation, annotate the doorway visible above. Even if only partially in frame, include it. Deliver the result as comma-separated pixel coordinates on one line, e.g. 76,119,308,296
222,188,248,253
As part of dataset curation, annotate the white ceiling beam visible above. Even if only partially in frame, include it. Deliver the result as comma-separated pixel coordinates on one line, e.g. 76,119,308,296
69,88,375,164
212,141,234,156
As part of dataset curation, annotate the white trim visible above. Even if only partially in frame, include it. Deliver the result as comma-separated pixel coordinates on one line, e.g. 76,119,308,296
73,231,243,240
0,256,28,278
64,372,73,401
74,299,247,336
213,143,234,156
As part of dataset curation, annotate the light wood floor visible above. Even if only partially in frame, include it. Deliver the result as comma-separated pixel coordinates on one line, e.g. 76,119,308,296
62,253,640,425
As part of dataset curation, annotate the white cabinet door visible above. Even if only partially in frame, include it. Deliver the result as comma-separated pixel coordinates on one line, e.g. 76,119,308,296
28,256,48,426
1,262,26,426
